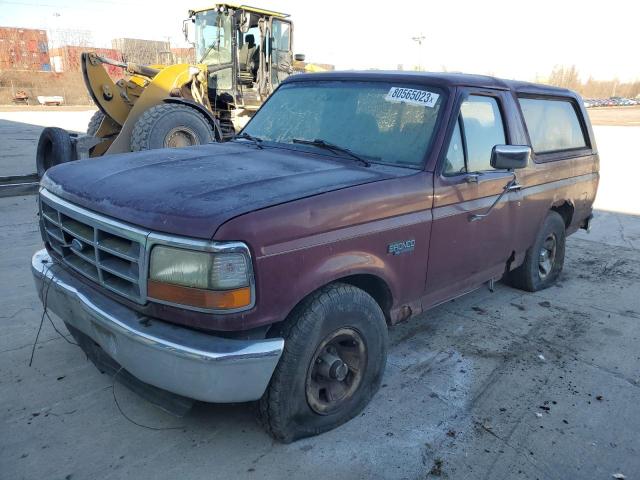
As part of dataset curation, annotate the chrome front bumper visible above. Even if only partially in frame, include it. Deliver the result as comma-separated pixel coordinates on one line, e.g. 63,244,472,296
31,249,284,403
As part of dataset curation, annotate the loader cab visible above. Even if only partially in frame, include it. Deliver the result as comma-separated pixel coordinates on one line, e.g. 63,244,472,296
188,4,297,135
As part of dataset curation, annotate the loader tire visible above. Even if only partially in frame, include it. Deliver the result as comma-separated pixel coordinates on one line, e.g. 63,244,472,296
130,104,214,152
36,127,74,179
86,110,105,136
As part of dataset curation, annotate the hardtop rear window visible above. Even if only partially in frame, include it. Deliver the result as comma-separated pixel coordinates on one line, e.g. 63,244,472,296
242,81,447,169
518,96,588,154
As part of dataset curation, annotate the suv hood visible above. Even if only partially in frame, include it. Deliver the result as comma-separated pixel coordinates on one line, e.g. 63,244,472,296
42,143,400,239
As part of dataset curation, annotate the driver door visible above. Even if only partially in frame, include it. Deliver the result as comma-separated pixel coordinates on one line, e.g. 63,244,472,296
424,89,519,307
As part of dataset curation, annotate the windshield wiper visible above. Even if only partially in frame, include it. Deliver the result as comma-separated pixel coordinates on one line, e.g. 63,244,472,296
292,138,371,167
233,132,263,149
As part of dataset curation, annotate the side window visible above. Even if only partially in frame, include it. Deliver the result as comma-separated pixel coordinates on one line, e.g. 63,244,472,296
460,96,506,172
518,97,587,153
272,20,291,50
271,19,291,87
442,95,506,175
444,118,465,175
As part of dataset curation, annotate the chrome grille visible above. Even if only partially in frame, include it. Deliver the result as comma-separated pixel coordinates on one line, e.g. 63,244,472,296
39,190,148,304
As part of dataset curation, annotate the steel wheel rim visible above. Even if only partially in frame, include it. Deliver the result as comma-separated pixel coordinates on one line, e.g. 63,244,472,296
306,327,366,415
538,232,557,279
164,126,199,148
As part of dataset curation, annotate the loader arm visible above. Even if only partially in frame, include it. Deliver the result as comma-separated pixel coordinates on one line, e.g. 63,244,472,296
81,52,139,126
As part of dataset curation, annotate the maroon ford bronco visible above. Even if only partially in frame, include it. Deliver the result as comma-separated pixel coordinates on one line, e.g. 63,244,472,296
32,71,598,442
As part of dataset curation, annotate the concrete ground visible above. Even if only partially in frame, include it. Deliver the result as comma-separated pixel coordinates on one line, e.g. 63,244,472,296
0,111,639,480
0,109,95,177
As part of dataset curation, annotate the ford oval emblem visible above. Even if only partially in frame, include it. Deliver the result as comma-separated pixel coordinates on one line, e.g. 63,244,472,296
71,238,84,252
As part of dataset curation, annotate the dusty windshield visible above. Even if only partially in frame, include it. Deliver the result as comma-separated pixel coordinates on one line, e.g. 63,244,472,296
195,10,232,65
243,81,446,168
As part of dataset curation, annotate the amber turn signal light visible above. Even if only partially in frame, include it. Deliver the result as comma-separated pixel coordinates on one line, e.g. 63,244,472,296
147,280,251,310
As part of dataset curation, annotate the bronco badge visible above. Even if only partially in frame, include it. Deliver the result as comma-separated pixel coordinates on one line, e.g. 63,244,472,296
388,239,416,255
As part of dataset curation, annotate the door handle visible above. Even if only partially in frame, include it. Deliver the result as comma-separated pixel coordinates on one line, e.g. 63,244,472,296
507,183,522,192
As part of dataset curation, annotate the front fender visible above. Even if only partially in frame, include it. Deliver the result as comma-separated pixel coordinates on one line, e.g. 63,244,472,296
290,249,399,304
163,97,223,141
250,208,432,327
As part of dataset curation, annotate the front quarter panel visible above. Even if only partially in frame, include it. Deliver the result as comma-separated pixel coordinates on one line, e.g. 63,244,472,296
214,173,434,327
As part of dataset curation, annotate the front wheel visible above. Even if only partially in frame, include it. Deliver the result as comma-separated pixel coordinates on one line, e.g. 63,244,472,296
130,104,214,152
259,283,388,443
506,211,566,291
86,110,105,136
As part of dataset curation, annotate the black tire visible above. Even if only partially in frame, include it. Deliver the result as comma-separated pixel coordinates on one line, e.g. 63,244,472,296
506,211,566,292
86,110,105,136
130,104,214,152
259,283,388,443
36,127,74,179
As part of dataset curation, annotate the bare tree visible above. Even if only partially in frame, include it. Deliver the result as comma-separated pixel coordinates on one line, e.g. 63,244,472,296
546,66,639,98
548,65,581,91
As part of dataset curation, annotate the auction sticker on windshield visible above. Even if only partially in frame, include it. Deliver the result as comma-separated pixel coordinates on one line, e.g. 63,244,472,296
385,87,440,108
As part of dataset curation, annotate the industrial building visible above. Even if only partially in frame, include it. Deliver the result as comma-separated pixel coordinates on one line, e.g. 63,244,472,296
111,38,171,65
0,27,50,71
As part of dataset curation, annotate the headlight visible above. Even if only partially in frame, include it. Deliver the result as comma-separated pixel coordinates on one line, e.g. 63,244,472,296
149,246,249,289
148,245,253,311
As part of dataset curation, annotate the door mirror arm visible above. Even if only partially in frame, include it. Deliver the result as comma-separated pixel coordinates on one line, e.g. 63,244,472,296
468,144,529,222
468,172,518,222
465,172,481,183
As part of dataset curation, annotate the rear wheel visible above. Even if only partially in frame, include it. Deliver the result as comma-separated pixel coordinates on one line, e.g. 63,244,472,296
258,283,388,443
86,110,105,136
130,104,214,152
506,211,566,291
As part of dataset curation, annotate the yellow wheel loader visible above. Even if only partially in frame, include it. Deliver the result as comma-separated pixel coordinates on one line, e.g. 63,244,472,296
36,3,308,176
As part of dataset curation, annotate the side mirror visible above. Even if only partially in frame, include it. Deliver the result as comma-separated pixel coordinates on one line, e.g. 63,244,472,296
490,144,531,170
294,53,306,62
183,19,194,44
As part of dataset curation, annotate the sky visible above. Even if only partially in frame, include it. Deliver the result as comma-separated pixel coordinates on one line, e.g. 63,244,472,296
1,0,639,82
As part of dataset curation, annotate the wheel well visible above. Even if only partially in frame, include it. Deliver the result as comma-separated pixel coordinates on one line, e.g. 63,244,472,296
265,274,394,339
551,202,574,229
340,274,393,322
